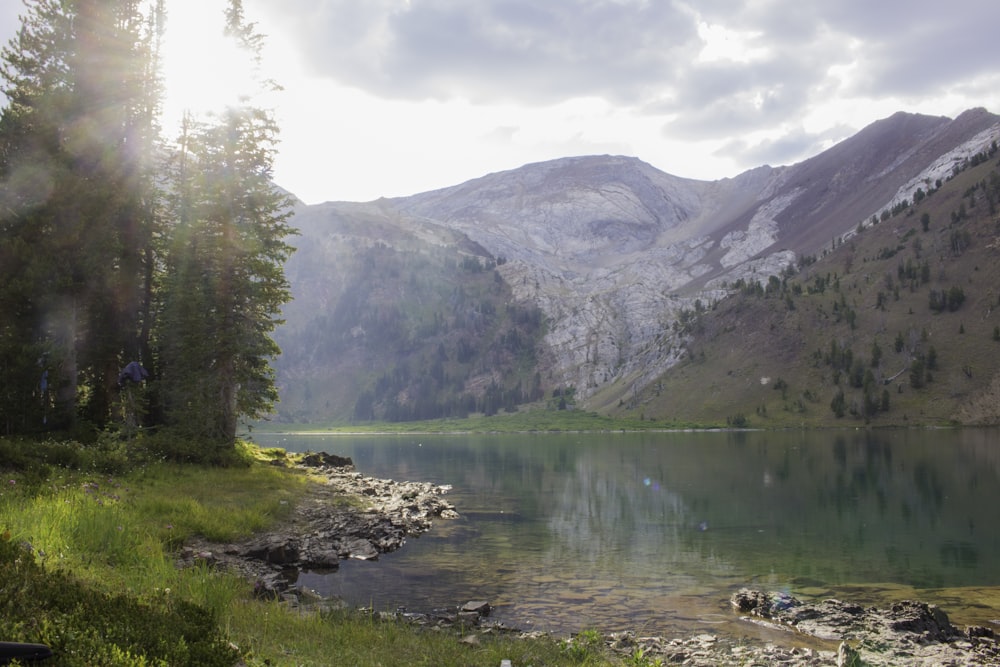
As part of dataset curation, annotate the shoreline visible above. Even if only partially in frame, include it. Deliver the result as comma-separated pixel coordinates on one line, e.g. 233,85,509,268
179,453,1000,666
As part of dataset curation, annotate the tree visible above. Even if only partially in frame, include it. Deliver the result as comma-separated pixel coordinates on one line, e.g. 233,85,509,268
830,389,846,418
157,1,294,448
910,358,926,389
0,0,294,450
0,0,164,431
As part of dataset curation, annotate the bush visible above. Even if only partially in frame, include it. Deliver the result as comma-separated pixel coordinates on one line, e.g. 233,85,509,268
727,413,749,427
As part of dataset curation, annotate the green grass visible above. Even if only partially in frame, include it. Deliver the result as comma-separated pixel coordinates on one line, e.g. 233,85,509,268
254,406,719,435
0,437,628,666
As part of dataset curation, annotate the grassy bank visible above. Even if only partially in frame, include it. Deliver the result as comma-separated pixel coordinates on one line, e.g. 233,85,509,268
253,407,717,435
0,436,632,666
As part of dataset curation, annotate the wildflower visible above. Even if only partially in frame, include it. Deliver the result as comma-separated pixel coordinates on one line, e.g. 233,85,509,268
7,480,14,486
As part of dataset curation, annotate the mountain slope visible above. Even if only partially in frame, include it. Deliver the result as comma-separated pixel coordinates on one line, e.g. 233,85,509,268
273,200,548,423
609,151,1000,426
272,109,1000,424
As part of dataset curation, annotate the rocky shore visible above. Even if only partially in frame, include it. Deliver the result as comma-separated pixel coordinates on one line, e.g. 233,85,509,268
177,451,459,600
177,454,1000,666
599,589,1000,666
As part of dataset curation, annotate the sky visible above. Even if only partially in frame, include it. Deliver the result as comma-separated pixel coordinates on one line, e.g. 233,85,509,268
0,0,998,205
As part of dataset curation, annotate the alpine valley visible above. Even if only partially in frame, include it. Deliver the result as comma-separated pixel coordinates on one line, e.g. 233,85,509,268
272,108,1000,428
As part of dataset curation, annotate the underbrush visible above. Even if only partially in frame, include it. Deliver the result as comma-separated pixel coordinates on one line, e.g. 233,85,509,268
0,435,626,666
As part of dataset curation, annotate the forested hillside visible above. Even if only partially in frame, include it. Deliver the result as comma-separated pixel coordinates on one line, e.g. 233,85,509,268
273,203,547,423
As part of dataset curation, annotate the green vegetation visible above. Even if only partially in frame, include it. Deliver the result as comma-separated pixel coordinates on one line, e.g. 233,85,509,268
254,405,714,434
0,438,627,666
615,152,1000,427
275,229,548,424
0,1,292,455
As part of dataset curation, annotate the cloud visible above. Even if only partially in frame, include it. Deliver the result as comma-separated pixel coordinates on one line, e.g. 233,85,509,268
250,0,1000,133
249,0,700,104
760,0,1000,100
1,0,997,202
716,124,854,169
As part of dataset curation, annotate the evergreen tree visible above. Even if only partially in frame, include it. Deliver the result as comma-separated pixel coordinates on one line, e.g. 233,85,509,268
0,0,292,450
158,2,294,448
0,0,164,431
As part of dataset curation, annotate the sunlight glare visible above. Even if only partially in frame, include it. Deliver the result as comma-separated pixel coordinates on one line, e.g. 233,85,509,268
159,0,263,132
696,21,769,64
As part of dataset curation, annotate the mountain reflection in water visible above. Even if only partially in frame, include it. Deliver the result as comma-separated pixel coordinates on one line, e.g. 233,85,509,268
259,429,1000,637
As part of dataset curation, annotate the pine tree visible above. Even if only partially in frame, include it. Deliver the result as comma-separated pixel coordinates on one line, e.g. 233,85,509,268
0,0,292,447
0,0,164,431
158,1,294,449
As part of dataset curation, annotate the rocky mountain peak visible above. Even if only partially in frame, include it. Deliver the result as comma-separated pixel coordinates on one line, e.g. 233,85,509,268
278,108,1000,420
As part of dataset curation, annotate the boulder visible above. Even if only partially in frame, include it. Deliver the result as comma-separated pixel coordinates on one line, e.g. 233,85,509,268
730,588,1000,666
300,452,354,469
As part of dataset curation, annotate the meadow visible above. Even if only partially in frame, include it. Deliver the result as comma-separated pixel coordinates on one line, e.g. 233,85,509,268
0,435,636,666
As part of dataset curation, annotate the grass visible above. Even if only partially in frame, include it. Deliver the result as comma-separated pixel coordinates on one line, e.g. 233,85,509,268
0,436,632,666
253,406,720,435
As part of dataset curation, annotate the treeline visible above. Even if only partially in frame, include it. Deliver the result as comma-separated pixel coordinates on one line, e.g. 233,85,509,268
0,1,293,456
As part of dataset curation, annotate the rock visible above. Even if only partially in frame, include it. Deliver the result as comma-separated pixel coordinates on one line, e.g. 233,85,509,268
344,538,379,561
730,588,774,613
836,642,860,667
457,611,481,624
729,588,1000,666
882,600,957,642
243,537,300,565
730,589,799,616
300,452,354,469
178,460,457,598
461,600,491,615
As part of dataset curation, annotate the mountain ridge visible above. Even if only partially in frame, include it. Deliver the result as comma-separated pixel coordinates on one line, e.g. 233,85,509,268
272,108,1000,424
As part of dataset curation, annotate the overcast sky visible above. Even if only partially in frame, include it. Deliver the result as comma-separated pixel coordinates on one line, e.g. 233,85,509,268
1,0,998,204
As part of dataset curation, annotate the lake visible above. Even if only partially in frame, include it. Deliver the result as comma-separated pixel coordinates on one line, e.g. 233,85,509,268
255,429,1000,639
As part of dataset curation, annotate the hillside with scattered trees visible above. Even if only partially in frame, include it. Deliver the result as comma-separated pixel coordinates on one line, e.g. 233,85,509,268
604,147,1000,427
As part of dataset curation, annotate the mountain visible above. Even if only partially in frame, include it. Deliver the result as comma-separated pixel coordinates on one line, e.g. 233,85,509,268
272,109,1000,425
616,147,1000,427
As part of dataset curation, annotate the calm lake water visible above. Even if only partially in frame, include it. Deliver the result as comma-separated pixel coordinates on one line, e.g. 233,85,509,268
255,429,1000,639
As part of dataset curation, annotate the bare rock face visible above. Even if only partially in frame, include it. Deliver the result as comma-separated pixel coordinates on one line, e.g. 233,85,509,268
387,114,1000,402
395,155,794,399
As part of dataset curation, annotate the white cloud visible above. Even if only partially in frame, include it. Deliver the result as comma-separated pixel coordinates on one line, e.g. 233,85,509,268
0,0,997,203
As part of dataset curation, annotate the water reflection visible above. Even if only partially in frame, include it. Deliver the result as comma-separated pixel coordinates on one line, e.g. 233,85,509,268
261,429,1000,635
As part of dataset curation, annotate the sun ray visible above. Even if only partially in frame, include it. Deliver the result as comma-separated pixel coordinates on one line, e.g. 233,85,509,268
159,0,269,131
